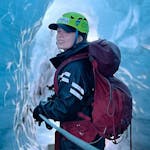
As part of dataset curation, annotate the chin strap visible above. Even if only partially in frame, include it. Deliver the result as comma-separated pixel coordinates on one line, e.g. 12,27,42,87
72,30,79,48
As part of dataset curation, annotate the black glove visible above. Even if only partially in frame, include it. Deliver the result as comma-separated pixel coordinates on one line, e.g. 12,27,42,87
45,122,52,130
33,106,52,129
33,105,44,125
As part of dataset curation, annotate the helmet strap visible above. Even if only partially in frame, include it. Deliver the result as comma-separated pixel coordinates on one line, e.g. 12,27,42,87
72,30,79,48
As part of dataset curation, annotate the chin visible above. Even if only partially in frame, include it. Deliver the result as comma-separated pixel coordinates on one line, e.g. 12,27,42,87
58,46,64,49
58,46,68,50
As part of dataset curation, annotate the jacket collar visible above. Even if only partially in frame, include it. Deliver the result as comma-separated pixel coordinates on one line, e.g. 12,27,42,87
50,42,89,68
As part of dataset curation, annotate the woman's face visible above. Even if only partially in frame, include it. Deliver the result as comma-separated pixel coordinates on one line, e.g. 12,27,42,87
56,28,76,50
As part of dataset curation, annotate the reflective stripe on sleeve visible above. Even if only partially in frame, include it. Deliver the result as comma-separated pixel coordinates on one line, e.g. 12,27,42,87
69,82,84,100
72,82,84,95
70,88,83,100
59,72,71,84
61,77,69,83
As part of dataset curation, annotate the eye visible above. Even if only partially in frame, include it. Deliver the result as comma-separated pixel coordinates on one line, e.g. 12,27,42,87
57,28,61,32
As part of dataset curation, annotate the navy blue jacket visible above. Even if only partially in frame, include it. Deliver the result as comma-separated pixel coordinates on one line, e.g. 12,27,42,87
41,42,94,122
39,42,105,150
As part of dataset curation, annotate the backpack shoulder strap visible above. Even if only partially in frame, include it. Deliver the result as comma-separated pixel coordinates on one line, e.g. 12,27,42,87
54,52,88,94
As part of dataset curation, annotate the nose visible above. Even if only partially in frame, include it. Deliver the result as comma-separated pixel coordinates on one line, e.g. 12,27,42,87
57,29,64,38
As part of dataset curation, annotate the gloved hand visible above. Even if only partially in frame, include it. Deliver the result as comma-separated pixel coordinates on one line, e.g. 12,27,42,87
33,106,52,129
45,122,52,130
33,105,44,125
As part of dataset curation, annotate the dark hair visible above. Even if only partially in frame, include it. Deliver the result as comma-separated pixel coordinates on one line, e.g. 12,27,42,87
79,32,87,41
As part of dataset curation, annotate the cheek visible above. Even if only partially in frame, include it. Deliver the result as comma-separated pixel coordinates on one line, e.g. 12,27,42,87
57,35,75,49
66,37,75,47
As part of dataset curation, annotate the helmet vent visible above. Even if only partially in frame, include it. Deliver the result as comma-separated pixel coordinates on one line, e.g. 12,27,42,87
71,16,74,19
78,17,82,20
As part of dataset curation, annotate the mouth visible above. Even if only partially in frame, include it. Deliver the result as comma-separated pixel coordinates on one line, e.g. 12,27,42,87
57,40,64,45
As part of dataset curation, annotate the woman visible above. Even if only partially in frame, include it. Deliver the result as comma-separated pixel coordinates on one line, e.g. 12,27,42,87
33,12,105,150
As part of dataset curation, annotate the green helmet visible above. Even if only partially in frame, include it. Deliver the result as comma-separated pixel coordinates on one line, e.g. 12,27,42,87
49,12,89,34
